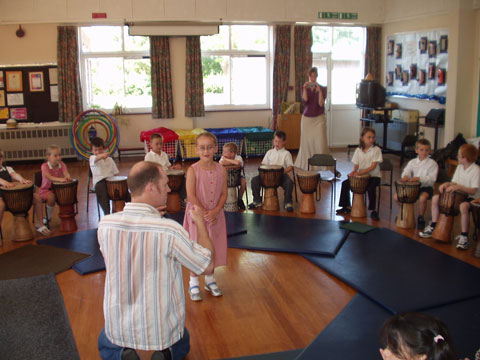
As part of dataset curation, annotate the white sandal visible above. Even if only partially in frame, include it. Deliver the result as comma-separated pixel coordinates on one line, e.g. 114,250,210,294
36,225,50,236
205,282,223,297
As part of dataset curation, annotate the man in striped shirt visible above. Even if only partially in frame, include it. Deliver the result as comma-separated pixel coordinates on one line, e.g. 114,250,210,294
98,161,215,360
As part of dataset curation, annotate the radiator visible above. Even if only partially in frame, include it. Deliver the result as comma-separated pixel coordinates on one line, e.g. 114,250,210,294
0,123,77,161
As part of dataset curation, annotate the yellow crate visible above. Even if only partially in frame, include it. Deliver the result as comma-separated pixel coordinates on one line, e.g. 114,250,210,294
175,128,205,159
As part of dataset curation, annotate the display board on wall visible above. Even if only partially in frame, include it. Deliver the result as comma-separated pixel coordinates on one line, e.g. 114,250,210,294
386,30,448,104
0,65,58,124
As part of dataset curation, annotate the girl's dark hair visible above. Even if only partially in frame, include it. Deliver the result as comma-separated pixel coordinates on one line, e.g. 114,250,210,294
359,127,376,150
380,313,456,360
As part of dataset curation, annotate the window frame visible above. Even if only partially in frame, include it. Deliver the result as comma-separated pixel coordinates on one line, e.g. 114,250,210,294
78,25,152,113
201,25,272,111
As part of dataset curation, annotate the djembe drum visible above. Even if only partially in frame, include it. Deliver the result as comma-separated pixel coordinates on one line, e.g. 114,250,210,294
470,203,480,258
166,170,185,213
259,165,284,211
224,165,242,212
1,183,34,241
395,180,420,229
296,170,320,214
52,179,78,232
432,190,468,242
106,176,128,213
349,174,370,218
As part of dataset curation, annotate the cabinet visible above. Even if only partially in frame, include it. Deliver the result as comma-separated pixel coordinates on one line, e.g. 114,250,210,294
359,107,396,153
276,114,301,150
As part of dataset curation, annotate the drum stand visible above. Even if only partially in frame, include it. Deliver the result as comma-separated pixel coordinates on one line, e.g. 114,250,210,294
263,188,279,211
13,213,33,241
166,193,182,213
351,193,366,218
431,214,453,242
58,204,78,232
396,203,416,229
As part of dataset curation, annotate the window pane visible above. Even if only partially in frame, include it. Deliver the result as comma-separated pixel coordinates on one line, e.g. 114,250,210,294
86,57,124,109
312,56,328,87
123,27,150,52
312,27,332,53
123,59,152,108
202,56,229,106
231,25,268,51
201,26,229,50
331,60,363,104
231,56,266,105
81,26,122,52
332,27,364,59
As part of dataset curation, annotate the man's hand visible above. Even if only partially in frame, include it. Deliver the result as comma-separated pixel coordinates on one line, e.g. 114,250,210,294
156,204,167,216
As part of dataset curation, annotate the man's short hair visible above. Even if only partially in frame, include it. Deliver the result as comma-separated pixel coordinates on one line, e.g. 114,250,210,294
274,130,287,141
127,161,163,197
459,143,478,163
150,133,164,142
91,137,105,148
416,138,431,148
223,142,238,154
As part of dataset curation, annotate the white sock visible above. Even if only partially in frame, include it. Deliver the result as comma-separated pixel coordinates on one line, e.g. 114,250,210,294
205,274,215,285
189,276,199,293
46,205,54,219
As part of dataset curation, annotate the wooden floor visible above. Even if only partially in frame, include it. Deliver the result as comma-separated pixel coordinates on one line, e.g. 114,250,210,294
1,149,479,360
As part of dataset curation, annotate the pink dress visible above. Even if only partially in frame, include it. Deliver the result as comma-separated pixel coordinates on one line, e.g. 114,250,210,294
183,162,227,267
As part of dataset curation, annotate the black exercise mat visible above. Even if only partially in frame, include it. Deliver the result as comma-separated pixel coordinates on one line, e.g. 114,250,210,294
166,211,248,237
295,294,388,360
0,244,89,280
340,221,377,234
219,349,302,360
304,228,480,313
227,213,349,256
0,273,80,359
37,229,104,275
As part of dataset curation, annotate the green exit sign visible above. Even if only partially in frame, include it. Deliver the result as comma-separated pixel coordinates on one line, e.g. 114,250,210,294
318,12,358,20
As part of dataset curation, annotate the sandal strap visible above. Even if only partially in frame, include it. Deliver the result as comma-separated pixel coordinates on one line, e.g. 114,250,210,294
189,285,200,293
206,282,218,289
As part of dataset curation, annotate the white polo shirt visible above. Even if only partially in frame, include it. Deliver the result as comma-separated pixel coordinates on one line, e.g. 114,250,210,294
351,146,383,178
261,148,293,169
144,150,171,170
89,156,119,186
401,157,439,187
451,162,480,198
220,154,244,167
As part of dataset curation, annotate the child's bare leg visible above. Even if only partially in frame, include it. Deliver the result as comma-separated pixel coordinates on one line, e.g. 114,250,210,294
0,198,5,224
418,192,429,217
33,194,47,229
45,192,56,222
431,194,439,222
239,179,246,199
460,202,470,233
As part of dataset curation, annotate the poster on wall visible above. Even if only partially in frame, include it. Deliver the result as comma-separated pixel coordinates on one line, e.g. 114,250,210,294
0,108,8,119
6,93,24,106
10,107,27,120
386,29,448,104
48,68,58,85
0,71,4,88
6,71,23,92
29,72,44,92
0,90,4,107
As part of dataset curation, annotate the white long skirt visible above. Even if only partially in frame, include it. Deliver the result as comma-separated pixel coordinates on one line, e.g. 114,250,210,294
294,114,329,171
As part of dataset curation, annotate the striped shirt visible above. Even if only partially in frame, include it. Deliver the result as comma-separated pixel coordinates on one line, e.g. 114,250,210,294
98,202,211,350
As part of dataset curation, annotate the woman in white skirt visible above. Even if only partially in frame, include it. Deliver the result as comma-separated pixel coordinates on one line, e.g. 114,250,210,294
294,67,340,177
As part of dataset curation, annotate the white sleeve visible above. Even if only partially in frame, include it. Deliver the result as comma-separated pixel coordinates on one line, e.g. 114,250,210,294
6,166,15,175
419,160,438,186
469,166,480,190
372,147,383,163
162,153,171,168
111,158,119,175
284,151,293,168
351,148,360,165
401,160,413,178
89,156,96,167
451,166,461,184
261,150,271,165
235,155,244,167
144,152,154,162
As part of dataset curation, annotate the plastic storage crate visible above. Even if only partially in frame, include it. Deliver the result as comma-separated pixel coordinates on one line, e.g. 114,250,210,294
205,127,244,159
237,127,274,157
140,127,179,161
175,128,205,160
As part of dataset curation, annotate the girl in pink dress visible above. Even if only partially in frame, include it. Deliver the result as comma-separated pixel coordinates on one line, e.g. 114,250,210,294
183,132,227,301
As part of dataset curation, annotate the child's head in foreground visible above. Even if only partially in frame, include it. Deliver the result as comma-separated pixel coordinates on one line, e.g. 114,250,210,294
195,132,218,160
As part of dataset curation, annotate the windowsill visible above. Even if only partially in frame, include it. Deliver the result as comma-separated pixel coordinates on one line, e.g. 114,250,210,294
205,108,271,113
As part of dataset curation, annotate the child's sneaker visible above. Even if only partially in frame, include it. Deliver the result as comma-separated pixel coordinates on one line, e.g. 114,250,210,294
455,234,469,250
248,201,262,209
285,203,294,212
419,223,434,238
370,211,379,220
417,215,425,229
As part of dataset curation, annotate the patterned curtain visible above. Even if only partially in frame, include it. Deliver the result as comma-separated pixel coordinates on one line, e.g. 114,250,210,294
272,25,291,129
185,36,205,117
365,27,382,81
150,36,174,119
57,26,83,122
294,25,312,109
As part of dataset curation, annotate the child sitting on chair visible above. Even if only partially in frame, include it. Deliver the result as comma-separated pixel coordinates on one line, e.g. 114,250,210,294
395,139,438,229
219,142,247,210
90,137,119,216
248,130,294,212
144,133,185,206
420,143,480,250
0,149,50,235
39,145,72,225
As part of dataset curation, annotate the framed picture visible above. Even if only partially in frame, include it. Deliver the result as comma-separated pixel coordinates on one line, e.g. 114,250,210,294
419,70,426,86
387,72,394,86
29,71,44,92
387,40,394,56
419,37,428,54
438,68,447,85
395,65,402,80
410,64,417,80
0,90,4,107
402,71,409,86
428,40,437,58
440,35,448,53
6,71,22,92
0,71,4,88
428,63,436,79
395,43,402,59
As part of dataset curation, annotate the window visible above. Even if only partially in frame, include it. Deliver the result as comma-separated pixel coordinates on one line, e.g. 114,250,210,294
79,26,151,112
312,26,366,105
201,25,271,110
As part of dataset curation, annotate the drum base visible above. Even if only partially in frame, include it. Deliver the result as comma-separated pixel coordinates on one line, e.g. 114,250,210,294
351,193,367,218
58,205,77,232
432,214,453,242
166,193,182,213
263,188,279,211
224,187,238,212
112,200,126,213
396,203,416,229
13,215,33,242
300,193,315,214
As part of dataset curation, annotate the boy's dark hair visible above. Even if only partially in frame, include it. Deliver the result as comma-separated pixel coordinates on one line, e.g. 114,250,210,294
359,127,375,150
416,138,431,148
91,137,105,148
274,130,287,141
150,133,164,142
